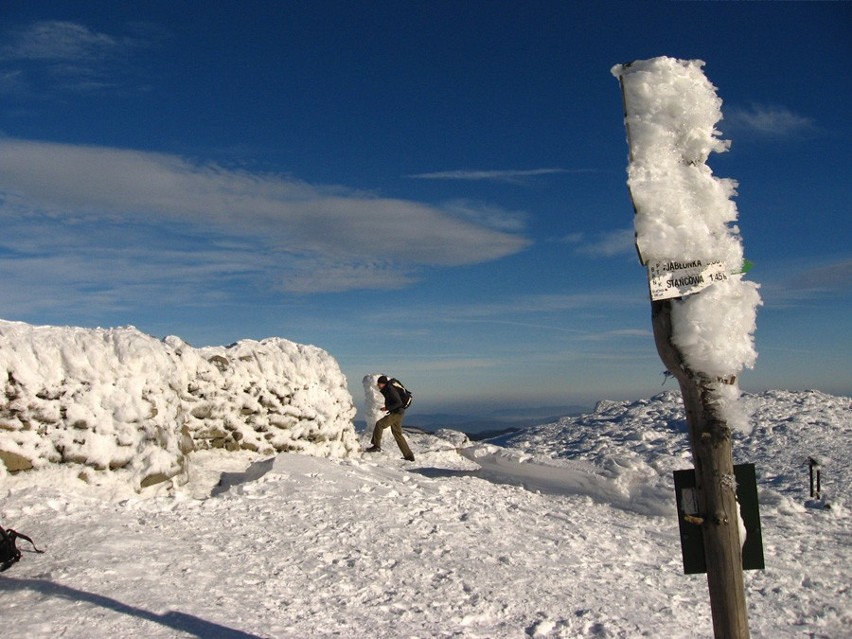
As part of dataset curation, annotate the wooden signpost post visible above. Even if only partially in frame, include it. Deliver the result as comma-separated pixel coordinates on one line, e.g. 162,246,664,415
614,58,762,639
652,298,750,639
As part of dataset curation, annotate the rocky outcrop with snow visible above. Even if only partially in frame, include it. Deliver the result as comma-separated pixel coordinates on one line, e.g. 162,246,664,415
0,319,359,489
492,389,852,505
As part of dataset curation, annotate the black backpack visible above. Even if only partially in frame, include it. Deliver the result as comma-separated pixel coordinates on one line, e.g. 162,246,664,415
389,378,413,409
1,524,44,572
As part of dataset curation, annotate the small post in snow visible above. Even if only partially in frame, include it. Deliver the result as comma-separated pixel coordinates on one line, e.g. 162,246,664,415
613,57,762,639
807,456,821,500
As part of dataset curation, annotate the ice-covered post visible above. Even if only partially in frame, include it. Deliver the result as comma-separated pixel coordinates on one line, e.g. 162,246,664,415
613,57,762,639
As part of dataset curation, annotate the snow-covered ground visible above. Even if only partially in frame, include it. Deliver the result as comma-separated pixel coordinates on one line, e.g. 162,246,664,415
2,390,849,638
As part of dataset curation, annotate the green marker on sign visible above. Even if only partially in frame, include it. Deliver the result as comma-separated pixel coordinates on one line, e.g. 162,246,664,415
741,259,754,274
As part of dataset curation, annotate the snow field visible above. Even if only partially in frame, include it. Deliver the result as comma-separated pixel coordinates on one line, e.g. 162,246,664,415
2,388,850,638
1,449,703,638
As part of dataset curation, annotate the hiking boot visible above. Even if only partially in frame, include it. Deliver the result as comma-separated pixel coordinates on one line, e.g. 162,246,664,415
403,454,415,462
364,445,382,453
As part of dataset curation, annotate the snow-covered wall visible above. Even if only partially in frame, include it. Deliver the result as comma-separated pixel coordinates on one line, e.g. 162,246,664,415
0,319,359,489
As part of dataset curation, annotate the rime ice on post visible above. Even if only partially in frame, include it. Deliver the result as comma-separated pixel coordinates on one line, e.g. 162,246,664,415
613,57,763,639
612,56,761,431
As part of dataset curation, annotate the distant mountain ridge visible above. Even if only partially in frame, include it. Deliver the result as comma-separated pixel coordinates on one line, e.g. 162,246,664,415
370,404,591,436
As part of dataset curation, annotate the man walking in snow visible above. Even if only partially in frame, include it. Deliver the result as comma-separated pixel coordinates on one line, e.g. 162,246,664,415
365,375,415,461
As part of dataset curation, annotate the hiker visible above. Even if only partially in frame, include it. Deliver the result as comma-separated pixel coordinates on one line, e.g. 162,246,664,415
365,375,415,461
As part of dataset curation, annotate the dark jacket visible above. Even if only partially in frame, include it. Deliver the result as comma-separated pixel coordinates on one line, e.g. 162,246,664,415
380,381,405,414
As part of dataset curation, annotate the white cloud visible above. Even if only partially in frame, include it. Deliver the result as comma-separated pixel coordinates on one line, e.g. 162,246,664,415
0,218,266,316
442,199,527,232
0,69,25,94
406,168,584,183
369,292,645,330
723,104,816,138
789,259,852,294
580,328,652,342
573,228,636,258
2,21,121,61
397,356,502,373
278,261,416,294
0,20,154,95
0,138,529,297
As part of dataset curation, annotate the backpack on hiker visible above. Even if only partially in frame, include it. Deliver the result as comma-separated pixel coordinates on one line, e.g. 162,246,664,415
0,524,44,571
389,378,413,409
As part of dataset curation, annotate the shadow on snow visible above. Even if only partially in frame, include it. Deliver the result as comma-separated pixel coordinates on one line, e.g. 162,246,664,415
0,576,264,639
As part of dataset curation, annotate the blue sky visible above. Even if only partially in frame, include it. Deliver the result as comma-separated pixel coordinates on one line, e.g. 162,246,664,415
1,1,850,415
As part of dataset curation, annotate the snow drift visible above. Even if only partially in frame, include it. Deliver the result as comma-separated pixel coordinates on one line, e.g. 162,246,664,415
0,319,359,489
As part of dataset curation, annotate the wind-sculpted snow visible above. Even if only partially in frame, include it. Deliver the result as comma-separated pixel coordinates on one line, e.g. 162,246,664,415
493,390,851,506
458,443,673,516
0,319,359,489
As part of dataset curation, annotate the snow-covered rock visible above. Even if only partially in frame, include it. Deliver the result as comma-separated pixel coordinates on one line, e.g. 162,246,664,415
492,389,851,505
0,319,359,489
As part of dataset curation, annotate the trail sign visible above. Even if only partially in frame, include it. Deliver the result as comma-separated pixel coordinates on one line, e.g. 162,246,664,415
647,259,729,301
674,464,765,575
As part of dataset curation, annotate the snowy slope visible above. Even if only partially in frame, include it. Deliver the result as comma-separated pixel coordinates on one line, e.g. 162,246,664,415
1,390,849,638
492,389,851,505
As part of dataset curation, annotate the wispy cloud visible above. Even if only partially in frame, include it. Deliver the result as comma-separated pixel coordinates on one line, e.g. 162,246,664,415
442,199,527,232
579,328,652,342
2,21,122,61
0,138,530,301
0,218,268,316
370,292,646,329
0,20,156,95
277,260,417,294
723,103,817,139
564,228,637,258
788,259,852,294
406,168,586,183
0,69,25,94
752,257,852,309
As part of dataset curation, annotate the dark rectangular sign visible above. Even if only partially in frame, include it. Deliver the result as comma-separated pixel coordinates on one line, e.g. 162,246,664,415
673,463,765,575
